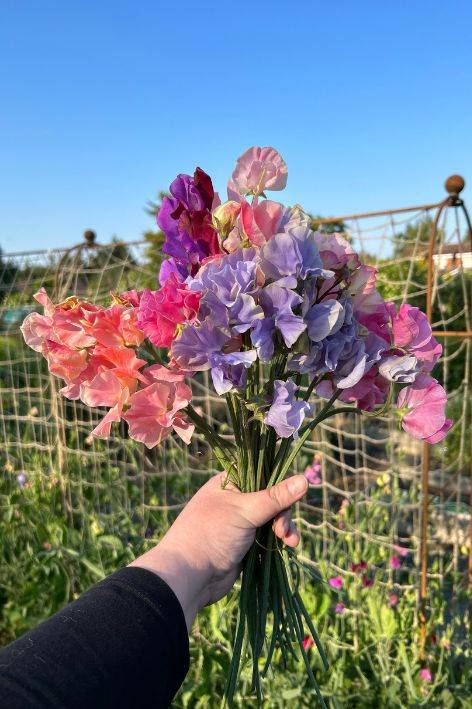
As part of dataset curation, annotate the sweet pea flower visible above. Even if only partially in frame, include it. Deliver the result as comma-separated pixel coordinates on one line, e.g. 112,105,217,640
390,555,401,570
123,365,194,448
137,276,202,348
238,199,284,247
335,602,345,614
314,231,359,271
228,146,288,198
89,305,144,348
419,668,432,682
361,575,373,588
388,593,398,608
379,354,420,383
304,461,322,485
328,576,343,589
393,545,409,557
302,636,314,651
351,560,368,573
388,303,442,372
395,374,452,443
212,200,241,238
264,380,313,439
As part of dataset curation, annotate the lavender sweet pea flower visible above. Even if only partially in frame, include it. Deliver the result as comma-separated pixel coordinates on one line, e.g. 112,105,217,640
264,380,313,438
188,249,264,333
252,284,306,361
260,207,332,286
209,350,257,395
379,354,420,383
305,300,345,342
171,318,229,371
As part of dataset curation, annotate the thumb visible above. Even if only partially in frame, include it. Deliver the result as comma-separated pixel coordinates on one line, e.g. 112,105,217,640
243,475,308,528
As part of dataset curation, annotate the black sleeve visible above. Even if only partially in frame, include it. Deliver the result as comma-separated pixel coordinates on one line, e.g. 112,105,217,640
0,567,190,708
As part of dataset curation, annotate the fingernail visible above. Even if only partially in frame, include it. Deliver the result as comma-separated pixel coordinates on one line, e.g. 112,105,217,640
288,475,308,496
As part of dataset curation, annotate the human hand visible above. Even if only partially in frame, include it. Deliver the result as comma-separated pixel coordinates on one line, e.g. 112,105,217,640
130,473,308,630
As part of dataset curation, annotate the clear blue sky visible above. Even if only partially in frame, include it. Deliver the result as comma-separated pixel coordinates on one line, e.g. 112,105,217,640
1,1,471,253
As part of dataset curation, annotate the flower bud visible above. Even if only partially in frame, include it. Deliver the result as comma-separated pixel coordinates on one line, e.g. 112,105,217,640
212,200,241,237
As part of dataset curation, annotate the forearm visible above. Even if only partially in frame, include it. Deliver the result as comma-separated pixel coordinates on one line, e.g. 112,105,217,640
0,568,189,709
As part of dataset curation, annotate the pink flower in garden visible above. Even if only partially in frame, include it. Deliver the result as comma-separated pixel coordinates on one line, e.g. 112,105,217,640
349,265,390,341
123,365,194,448
395,374,452,443
328,576,343,589
314,232,359,271
239,199,284,247
390,555,401,570
89,305,144,348
21,288,101,352
302,635,314,651
419,668,432,682
336,368,389,412
137,276,202,348
228,146,288,198
335,603,345,614
388,303,442,372
304,460,322,485
388,593,398,607
42,340,88,382
393,544,409,557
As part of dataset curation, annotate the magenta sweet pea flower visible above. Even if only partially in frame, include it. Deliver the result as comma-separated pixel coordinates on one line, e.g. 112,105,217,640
388,593,398,607
328,575,343,589
419,668,432,682
388,303,442,372
395,374,452,443
335,602,345,614
228,146,288,198
389,555,401,569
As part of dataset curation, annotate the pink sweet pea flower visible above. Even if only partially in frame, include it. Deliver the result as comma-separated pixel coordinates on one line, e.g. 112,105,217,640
349,265,390,341
228,146,288,198
89,305,144,348
123,365,194,448
42,340,88,382
395,374,452,443
335,602,345,614
239,199,284,247
388,303,442,372
80,370,130,438
390,555,401,570
212,200,241,237
393,544,409,557
388,593,398,607
328,575,343,589
302,635,314,651
137,276,201,348
314,232,359,271
419,668,432,682
304,461,322,485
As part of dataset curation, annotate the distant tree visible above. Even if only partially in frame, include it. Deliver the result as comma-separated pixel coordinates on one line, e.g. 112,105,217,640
0,248,19,303
142,192,166,288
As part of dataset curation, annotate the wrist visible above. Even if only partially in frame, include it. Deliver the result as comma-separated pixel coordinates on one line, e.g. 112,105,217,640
130,538,209,631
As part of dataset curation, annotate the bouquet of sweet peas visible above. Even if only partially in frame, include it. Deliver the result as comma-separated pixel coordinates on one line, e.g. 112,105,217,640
21,146,451,704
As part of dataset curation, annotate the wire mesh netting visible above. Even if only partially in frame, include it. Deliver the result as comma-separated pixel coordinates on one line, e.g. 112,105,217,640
1,196,470,657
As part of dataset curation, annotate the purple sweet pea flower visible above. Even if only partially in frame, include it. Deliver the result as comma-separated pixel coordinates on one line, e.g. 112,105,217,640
157,168,221,272
251,284,306,361
171,318,229,371
264,380,313,438
188,249,263,333
305,300,346,342
158,257,188,286
335,602,345,614
259,207,332,286
209,350,257,395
